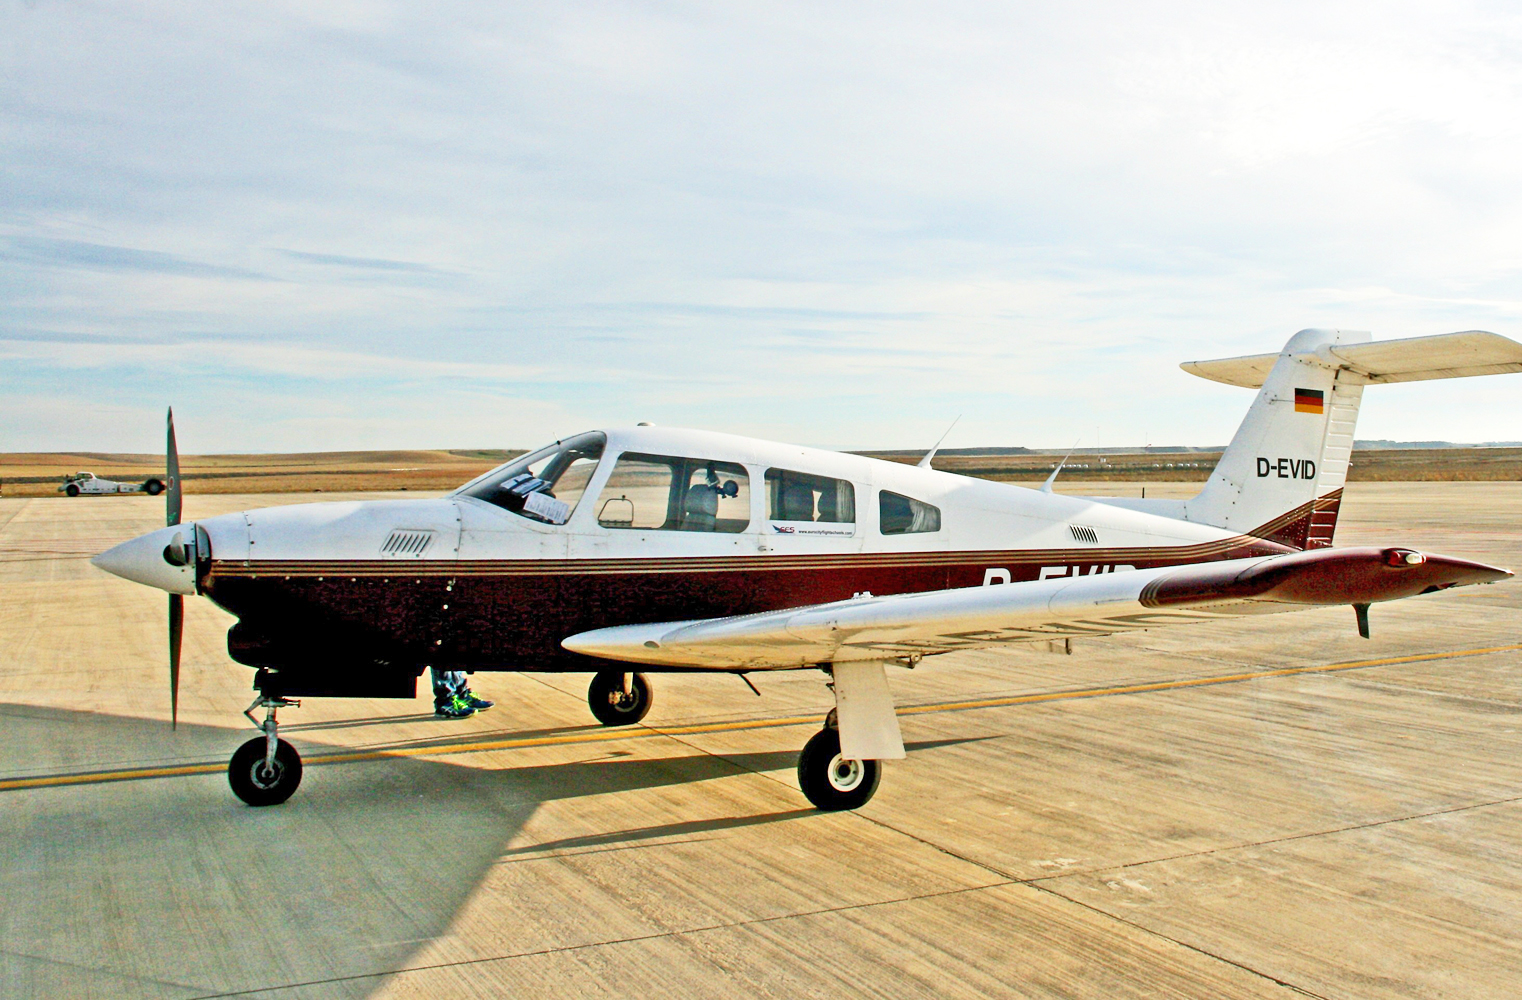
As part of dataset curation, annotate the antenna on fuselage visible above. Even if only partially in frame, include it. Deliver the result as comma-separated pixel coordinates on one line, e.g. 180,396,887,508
1040,438,1083,494
916,415,961,470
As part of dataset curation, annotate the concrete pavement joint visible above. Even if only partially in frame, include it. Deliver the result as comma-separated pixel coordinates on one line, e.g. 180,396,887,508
629,690,1336,999
174,880,1021,999
1026,791,1522,887
0,944,206,995
1021,880,1335,1000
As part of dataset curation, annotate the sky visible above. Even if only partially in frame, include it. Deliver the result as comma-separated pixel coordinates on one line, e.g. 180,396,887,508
3,1,1522,454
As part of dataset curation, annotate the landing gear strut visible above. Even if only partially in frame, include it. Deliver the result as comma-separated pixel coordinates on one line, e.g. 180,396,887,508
588,670,653,726
229,694,303,806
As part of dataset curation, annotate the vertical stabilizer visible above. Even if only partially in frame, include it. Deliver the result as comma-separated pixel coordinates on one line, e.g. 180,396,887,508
1182,329,1368,547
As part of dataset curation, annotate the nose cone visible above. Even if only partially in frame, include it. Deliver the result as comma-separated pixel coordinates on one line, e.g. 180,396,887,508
92,524,198,595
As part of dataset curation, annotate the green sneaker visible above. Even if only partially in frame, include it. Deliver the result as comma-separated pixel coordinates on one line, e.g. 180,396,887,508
435,695,475,719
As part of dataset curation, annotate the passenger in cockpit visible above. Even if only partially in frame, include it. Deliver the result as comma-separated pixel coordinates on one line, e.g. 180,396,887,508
682,483,718,530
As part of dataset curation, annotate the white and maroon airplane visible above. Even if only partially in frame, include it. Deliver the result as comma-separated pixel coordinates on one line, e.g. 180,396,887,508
93,328,1521,810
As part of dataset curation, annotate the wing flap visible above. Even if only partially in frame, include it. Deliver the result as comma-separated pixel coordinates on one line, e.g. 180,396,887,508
562,548,1509,670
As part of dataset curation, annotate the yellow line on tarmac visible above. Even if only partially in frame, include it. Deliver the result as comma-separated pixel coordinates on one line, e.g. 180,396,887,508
4,641,1519,794
895,642,1522,716
0,762,227,790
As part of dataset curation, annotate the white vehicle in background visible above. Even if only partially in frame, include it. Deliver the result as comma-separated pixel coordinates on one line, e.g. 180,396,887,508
60,471,166,497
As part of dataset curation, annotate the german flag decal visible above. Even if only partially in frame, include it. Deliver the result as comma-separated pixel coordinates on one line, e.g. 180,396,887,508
1294,388,1325,414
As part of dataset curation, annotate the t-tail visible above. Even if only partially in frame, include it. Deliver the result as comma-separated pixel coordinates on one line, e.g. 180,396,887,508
1184,327,1369,548
1105,329,1522,549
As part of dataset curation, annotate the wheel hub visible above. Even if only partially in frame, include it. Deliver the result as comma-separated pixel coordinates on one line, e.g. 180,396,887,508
826,754,864,792
250,760,284,789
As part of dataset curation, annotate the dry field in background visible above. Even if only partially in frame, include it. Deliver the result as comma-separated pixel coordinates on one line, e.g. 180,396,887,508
0,449,519,497
2,446,1518,497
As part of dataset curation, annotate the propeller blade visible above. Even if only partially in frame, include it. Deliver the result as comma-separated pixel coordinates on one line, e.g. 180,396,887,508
166,407,181,527
169,593,183,729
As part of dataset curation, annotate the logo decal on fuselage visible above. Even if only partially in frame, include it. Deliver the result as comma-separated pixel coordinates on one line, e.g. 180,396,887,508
771,523,853,537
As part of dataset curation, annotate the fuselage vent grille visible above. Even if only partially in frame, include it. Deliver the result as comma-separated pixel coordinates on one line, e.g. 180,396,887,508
1069,524,1099,545
381,529,435,558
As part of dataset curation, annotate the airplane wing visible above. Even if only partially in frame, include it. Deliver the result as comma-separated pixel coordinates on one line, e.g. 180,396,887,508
563,547,1509,670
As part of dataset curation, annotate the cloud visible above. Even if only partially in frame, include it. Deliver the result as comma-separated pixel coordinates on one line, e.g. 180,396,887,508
275,249,452,274
1,237,272,280
2,1,1521,453
0,336,547,384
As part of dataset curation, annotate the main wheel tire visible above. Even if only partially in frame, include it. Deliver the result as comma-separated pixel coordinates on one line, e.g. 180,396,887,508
228,737,303,806
588,670,653,726
143,479,164,495
65,484,79,497
797,727,881,811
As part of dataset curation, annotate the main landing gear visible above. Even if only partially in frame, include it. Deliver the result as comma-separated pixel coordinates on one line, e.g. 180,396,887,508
797,709,882,811
581,664,896,812
588,670,653,726
229,694,303,806
796,662,907,811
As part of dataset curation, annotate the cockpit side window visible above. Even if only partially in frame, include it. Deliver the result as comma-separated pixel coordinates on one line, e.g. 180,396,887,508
595,453,750,532
452,432,606,524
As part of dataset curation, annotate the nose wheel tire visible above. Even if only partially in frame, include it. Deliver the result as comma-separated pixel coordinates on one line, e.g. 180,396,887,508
588,670,653,726
229,737,303,806
143,479,165,496
797,727,881,811
65,484,79,497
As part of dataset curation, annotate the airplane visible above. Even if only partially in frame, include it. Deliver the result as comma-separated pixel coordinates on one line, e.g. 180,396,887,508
91,328,1522,811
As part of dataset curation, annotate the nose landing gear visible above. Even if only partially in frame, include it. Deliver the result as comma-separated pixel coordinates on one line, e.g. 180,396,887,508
229,695,303,806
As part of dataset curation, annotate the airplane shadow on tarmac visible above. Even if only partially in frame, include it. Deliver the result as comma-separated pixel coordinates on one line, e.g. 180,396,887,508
0,703,980,1000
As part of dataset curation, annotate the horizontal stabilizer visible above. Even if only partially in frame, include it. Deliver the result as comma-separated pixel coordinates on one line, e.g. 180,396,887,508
1183,331,1522,388
563,547,1509,670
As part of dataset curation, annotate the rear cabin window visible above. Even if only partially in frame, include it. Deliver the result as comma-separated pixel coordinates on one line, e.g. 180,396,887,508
879,490,941,534
595,453,750,532
765,469,856,524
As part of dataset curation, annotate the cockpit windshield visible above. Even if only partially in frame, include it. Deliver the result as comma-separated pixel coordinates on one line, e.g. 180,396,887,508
453,432,606,524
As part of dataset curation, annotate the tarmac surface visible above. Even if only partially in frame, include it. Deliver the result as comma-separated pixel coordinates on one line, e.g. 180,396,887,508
2,483,1521,999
